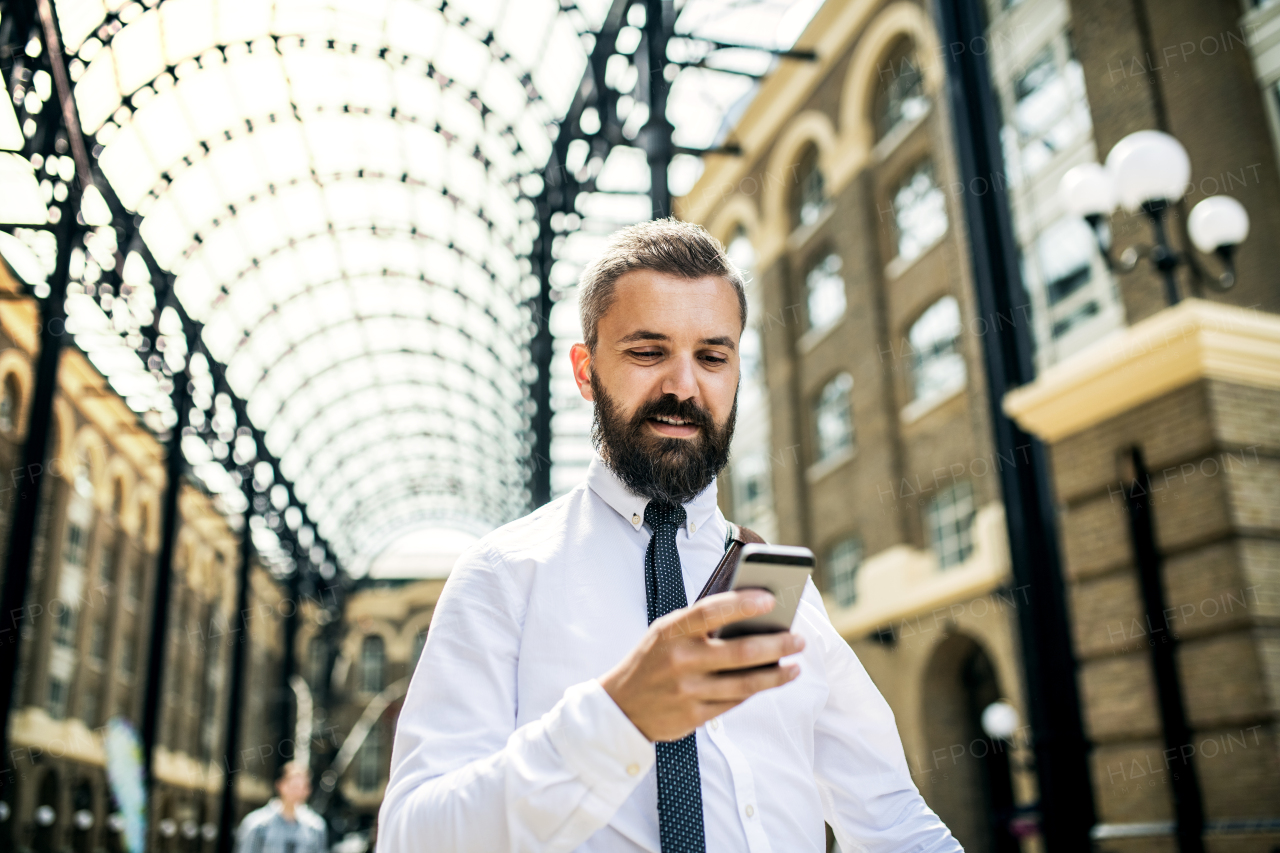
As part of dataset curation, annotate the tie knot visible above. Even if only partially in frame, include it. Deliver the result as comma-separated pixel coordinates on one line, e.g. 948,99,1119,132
644,500,687,529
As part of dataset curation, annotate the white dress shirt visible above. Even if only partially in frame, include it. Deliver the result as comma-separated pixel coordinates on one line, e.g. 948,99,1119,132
378,457,959,853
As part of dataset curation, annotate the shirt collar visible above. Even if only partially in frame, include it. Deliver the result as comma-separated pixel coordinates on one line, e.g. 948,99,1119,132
586,453,719,537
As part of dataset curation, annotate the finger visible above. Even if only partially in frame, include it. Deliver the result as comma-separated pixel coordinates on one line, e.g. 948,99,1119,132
698,700,743,720
698,663,801,702
702,631,805,672
662,590,775,639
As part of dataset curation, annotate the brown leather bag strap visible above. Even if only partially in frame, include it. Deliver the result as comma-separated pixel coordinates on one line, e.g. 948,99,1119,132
696,521,766,601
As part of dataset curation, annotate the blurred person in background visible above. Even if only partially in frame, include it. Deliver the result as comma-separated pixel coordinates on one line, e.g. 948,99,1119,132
234,761,327,853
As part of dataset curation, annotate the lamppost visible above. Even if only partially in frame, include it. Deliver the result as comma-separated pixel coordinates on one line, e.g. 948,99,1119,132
1060,127,1251,853
1059,130,1250,305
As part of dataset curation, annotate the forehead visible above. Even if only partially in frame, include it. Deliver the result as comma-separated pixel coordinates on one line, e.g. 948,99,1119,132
602,269,740,337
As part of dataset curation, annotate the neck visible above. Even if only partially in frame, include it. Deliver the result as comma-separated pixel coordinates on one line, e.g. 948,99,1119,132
281,801,297,820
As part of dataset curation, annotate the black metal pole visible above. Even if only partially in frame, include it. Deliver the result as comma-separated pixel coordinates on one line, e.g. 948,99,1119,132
529,193,555,509
140,334,190,781
1122,448,1204,852
643,0,673,219
217,485,255,853
1142,203,1182,306
279,567,301,763
934,0,1096,847
0,180,77,788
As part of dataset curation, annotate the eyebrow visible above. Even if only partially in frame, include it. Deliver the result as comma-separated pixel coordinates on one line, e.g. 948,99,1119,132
617,330,736,350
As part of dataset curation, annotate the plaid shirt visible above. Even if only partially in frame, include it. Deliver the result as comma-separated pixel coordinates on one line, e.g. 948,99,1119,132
234,800,327,853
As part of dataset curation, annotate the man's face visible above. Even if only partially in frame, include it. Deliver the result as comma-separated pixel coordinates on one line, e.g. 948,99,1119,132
570,269,740,504
277,768,311,807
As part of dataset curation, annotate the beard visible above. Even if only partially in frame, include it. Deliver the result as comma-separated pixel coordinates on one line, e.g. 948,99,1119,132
590,373,737,506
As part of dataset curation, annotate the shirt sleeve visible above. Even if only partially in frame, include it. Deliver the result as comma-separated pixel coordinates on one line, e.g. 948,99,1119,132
797,583,962,853
376,543,656,853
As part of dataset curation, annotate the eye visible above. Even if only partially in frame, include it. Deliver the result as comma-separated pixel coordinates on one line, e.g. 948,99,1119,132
701,353,729,365
630,349,662,359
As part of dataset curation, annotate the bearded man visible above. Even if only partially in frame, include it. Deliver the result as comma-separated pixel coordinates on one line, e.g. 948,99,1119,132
378,219,959,853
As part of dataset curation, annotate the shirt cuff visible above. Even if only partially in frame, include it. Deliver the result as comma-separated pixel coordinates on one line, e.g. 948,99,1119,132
547,679,656,793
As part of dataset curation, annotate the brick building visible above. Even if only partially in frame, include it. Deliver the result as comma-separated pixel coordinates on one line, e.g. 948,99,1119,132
0,261,288,852
680,0,1279,849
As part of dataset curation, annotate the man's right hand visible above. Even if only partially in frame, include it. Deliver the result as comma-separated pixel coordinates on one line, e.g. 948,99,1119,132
599,590,805,742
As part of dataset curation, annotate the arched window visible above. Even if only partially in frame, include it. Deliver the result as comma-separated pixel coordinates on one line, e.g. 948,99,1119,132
360,635,385,694
924,481,976,569
891,159,948,263
0,374,19,433
874,38,928,140
908,296,966,403
412,629,428,670
357,725,382,791
826,536,864,608
792,144,825,228
813,373,855,463
308,636,328,693
805,253,846,332
73,446,94,498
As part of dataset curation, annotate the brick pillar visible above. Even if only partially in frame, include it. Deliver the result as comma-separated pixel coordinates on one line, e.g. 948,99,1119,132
1005,299,1280,851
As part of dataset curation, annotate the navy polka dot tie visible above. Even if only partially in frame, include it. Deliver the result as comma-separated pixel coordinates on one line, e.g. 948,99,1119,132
643,500,706,853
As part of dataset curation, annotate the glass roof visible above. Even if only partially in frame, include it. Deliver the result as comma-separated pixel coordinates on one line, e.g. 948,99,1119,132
2,0,823,574
39,0,607,571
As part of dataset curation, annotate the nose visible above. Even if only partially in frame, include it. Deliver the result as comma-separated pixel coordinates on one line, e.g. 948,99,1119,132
660,351,699,401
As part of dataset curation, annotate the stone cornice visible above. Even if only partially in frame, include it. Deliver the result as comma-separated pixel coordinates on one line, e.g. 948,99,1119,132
1003,299,1280,443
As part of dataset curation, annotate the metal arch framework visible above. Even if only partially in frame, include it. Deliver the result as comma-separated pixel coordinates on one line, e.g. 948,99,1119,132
35,0,607,569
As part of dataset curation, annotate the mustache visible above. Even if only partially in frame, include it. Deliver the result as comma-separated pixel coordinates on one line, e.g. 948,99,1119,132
630,394,713,431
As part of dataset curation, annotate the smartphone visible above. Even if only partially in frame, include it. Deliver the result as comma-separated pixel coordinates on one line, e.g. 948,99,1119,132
715,544,814,640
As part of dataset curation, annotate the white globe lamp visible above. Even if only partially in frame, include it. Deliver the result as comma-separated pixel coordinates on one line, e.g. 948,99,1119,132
981,700,1021,741
1105,130,1191,212
1059,162,1116,219
1188,195,1250,254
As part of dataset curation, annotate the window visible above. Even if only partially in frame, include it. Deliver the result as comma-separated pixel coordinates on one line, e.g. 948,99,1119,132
908,296,966,403
124,561,141,610
357,725,382,791
73,448,94,498
805,254,846,333
891,160,948,263
47,677,69,719
64,522,89,569
80,685,98,726
793,145,825,228
0,375,18,432
1007,45,1091,183
53,603,79,649
412,630,428,670
201,614,222,760
360,635,385,694
826,537,864,608
1033,217,1103,339
875,40,928,140
813,373,855,463
89,619,107,663
97,540,117,589
308,636,328,692
120,631,136,677
731,450,771,532
925,481,977,569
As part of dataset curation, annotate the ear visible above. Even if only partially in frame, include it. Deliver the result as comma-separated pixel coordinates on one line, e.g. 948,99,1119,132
570,343,594,402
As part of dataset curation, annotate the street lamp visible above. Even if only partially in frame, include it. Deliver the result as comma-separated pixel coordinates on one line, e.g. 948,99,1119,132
1059,130,1250,305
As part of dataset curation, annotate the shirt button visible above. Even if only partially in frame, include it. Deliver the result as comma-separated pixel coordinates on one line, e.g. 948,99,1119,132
631,514,640,525
626,763,640,776
689,522,696,534
745,804,755,818
709,719,719,730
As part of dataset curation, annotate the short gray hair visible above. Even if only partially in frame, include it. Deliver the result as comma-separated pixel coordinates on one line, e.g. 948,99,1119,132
578,218,747,352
